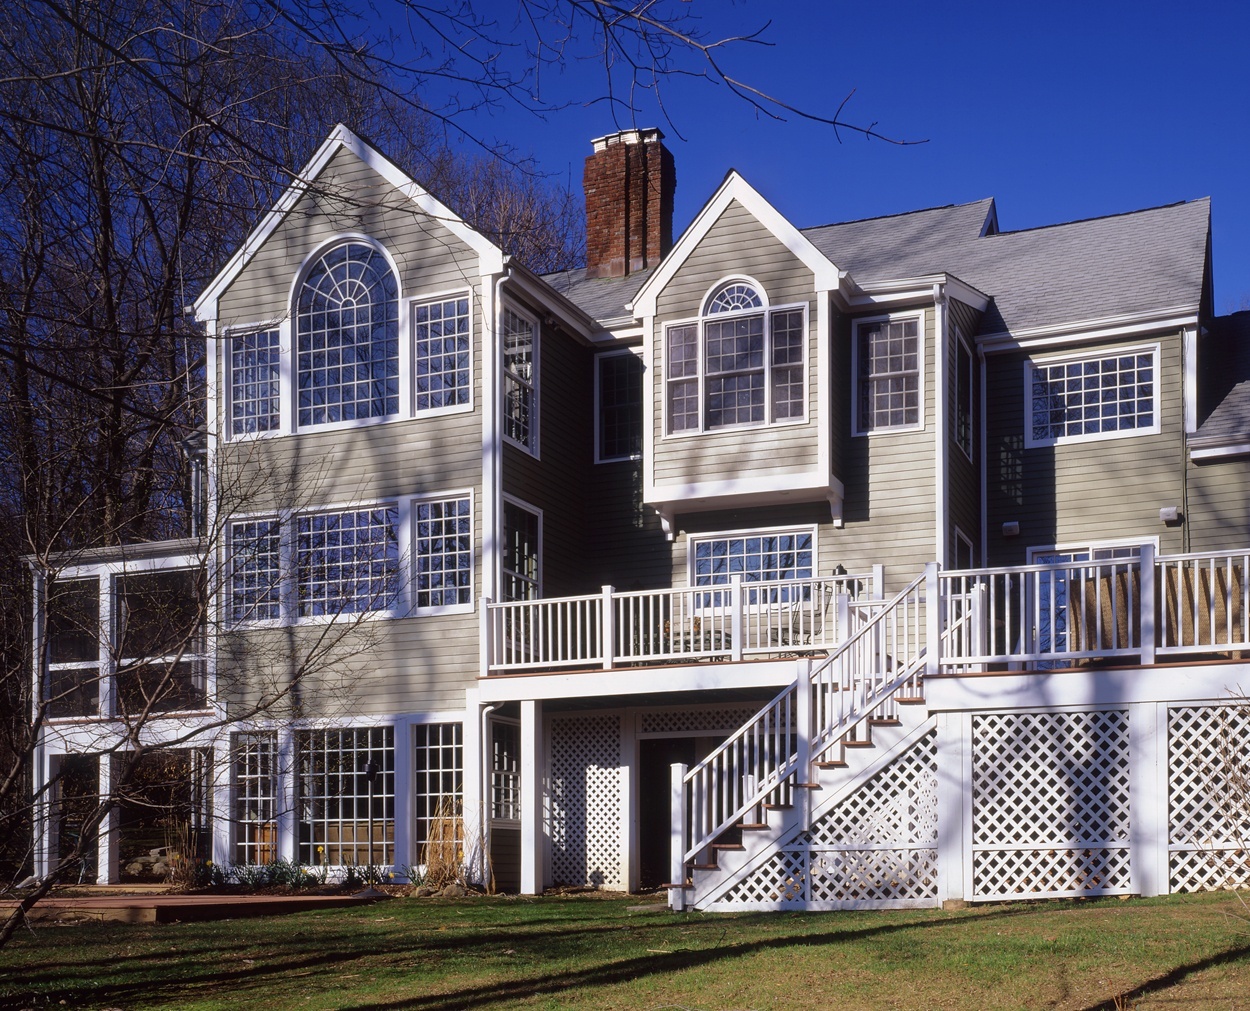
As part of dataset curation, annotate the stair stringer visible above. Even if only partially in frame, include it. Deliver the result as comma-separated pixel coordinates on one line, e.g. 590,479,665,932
692,710,939,912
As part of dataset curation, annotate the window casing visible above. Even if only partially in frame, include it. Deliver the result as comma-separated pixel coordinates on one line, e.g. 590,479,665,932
296,507,399,617
297,726,394,866
502,306,537,453
413,723,462,860
233,732,278,865
595,350,643,462
414,295,471,412
296,242,399,427
230,330,281,436
665,281,806,435
689,527,815,604
490,721,520,822
502,499,540,601
1026,345,1159,447
855,314,923,434
413,496,473,610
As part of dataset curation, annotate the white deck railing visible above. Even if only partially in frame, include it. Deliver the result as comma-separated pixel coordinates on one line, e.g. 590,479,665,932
483,570,879,673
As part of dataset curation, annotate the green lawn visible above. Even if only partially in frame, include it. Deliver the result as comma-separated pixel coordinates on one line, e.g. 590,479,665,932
1,892,1248,1010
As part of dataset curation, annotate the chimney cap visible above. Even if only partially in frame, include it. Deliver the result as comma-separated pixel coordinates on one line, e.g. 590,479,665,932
590,127,666,153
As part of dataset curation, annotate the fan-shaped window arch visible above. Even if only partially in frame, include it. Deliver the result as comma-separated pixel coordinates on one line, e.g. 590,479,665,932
296,241,399,427
666,278,806,433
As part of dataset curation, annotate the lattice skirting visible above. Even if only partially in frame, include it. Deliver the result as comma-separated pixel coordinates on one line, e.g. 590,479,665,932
1168,704,1250,893
548,713,623,889
704,730,939,910
971,710,1132,900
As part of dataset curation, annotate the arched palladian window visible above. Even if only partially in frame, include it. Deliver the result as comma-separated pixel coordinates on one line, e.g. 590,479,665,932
296,241,399,427
666,279,806,433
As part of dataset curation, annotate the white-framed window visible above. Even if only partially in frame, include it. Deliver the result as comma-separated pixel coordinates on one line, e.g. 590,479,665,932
1025,345,1160,447
413,293,471,412
854,313,923,434
296,726,394,866
954,527,975,570
595,349,644,462
44,577,102,719
688,527,815,601
664,279,806,435
502,498,541,601
490,720,520,823
229,329,282,436
412,722,462,859
233,731,278,866
502,306,537,453
228,518,281,623
413,495,473,611
296,241,400,428
296,506,399,618
955,326,974,460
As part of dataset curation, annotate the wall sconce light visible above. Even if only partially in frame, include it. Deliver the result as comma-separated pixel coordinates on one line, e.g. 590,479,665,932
1002,521,1020,538
1159,506,1182,525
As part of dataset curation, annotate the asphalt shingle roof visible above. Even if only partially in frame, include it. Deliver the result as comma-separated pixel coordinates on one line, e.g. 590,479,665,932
542,265,656,324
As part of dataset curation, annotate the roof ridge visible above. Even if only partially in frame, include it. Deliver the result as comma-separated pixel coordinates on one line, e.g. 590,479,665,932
801,197,993,233
987,197,1210,239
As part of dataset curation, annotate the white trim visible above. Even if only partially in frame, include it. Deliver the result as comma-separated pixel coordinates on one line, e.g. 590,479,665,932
978,307,1198,353
851,309,927,437
1026,535,1159,563
1189,441,1250,460
1023,343,1162,449
410,488,476,617
953,526,975,569
482,271,503,603
647,470,844,505
700,274,770,315
841,274,989,312
1182,327,1198,435
685,524,818,588
501,494,543,599
934,290,949,568
630,172,840,318
221,319,288,442
816,290,833,501
594,347,645,464
501,300,540,458
194,124,503,321
410,285,476,420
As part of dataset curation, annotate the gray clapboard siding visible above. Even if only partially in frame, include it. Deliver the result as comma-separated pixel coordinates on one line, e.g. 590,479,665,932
833,303,938,592
217,148,482,327
948,299,982,563
1186,455,1250,551
984,333,1186,564
650,200,820,486
502,313,595,598
586,459,671,591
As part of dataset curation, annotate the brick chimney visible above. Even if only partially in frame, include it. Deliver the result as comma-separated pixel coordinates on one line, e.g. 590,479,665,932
583,128,675,279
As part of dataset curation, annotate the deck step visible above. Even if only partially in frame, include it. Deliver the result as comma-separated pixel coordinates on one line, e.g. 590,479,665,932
737,822,769,831
762,802,793,810
895,696,926,705
712,843,745,852
661,882,692,889
869,718,902,727
815,760,848,769
690,862,718,871
794,782,821,789
843,739,874,748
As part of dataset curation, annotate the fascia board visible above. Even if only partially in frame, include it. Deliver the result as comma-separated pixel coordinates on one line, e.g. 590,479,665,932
193,124,504,320
503,263,601,343
978,306,1200,353
630,172,840,318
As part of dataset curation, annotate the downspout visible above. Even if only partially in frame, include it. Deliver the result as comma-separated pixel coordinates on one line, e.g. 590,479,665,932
933,284,949,568
479,702,499,889
978,344,989,567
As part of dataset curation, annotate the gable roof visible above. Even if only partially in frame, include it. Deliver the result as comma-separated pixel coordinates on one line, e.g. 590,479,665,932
193,124,504,321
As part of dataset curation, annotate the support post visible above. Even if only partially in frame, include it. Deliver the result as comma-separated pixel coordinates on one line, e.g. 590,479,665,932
520,700,543,895
601,585,615,670
1139,544,1156,665
479,598,493,677
872,564,885,600
796,658,813,788
669,762,688,911
925,562,941,679
1129,701,1169,896
730,574,743,661
98,756,119,884
836,593,850,642
276,727,297,864
934,710,970,903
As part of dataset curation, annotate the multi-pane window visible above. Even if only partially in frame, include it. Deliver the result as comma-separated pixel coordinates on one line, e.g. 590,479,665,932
491,721,520,822
691,530,814,588
413,723,462,857
502,308,536,450
597,352,643,461
233,732,277,865
45,579,101,718
956,330,974,459
228,519,281,622
296,507,399,617
665,282,806,434
297,726,394,865
230,330,281,436
414,496,472,610
857,315,921,432
502,500,540,601
114,570,206,714
296,242,399,427
1028,348,1157,445
414,296,470,411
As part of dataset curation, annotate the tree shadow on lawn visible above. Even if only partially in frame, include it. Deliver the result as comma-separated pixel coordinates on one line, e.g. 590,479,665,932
1078,942,1250,1011
4,905,1035,1008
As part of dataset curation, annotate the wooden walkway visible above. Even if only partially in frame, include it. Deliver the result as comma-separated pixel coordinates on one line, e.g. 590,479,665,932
5,889,389,924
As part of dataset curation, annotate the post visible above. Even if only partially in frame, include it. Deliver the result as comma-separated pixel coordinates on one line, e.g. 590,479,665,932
601,585,615,670
796,658,813,795
974,583,989,669
872,564,885,600
1139,544,1156,665
1128,701,1168,896
730,574,743,661
836,592,850,642
520,700,543,895
479,597,493,678
925,562,941,679
669,762,688,911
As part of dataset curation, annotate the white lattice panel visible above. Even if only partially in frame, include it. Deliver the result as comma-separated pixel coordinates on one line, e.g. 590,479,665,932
549,714,622,889
972,711,1132,899
1168,705,1250,893
707,729,938,909
638,707,761,736
974,847,1132,897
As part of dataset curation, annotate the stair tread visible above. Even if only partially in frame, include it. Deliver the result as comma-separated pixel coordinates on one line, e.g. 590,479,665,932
815,760,848,768
737,822,768,830
794,782,821,789
712,843,745,851
690,862,718,871
843,740,874,747
895,696,926,704
763,803,792,810
661,882,692,889
869,718,902,726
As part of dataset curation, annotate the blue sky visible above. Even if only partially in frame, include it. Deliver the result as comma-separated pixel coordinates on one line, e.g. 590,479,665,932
436,1,1250,311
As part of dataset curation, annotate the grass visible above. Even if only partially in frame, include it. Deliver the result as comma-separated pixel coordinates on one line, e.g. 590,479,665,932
0,891,1248,1010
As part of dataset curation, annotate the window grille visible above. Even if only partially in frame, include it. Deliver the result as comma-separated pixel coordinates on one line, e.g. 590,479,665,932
858,316,920,431
414,496,472,609
413,723,463,855
502,308,536,449
502,501,540,601
228,519,281,622
233,732,277,865
296,507,398,617
1029,349,1156,444
414,296,470,411
230,330,281,435
597,352,643,461
491,722,520,822
297,726,394,865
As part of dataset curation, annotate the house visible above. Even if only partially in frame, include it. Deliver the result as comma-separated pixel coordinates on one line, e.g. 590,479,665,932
31,124,1250,910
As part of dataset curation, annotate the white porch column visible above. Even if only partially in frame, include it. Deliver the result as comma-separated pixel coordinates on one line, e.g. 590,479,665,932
669,761,688,911
520,699,544,895
276,727,297,864
392,720,412,872
460,694,484,885
98,756,119,884
211,737,232,870
1129,701,1169,896
934,710,971,903
32,744,50,880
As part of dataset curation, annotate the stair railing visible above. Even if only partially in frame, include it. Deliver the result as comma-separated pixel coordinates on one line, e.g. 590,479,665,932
679,569,932,869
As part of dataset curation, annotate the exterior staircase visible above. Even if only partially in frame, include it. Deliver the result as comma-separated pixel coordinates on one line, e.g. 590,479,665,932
669,568,947,911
